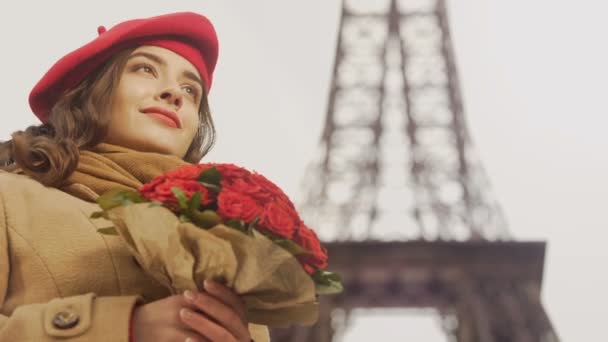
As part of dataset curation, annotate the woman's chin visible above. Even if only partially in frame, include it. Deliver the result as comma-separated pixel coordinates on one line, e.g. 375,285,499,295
104,136,184,159
137,142,182,157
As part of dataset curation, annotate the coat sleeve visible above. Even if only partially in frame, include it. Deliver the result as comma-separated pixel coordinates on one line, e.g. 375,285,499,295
0,187,142,342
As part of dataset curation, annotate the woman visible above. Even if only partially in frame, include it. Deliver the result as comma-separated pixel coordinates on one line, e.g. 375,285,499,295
0,12,268,342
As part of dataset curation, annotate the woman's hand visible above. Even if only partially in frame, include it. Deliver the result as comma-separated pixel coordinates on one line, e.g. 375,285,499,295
131,280,251,342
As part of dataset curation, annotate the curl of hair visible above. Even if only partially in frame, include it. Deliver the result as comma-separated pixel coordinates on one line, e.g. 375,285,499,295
0,47,216,186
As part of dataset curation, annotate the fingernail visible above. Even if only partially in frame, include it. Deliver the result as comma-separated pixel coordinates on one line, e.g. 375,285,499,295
183,290,195,301
180,308,192,320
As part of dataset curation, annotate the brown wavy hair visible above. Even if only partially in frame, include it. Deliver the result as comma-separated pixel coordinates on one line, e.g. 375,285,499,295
0,47,216,187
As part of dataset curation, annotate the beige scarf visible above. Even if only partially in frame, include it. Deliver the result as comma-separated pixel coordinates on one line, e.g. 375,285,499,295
62,143,187,201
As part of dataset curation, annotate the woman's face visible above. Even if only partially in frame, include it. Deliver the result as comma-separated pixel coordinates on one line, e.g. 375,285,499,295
103,45,203,158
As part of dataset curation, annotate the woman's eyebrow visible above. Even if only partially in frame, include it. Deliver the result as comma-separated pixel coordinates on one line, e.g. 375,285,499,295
128,51,204,90
128,51,166,66
183,70,204,91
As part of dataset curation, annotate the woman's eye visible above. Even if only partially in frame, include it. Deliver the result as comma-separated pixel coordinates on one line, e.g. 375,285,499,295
135,63,155,75
183,86,198,97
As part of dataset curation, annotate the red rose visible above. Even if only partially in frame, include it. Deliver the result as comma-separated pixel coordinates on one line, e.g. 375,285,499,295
217,190,262,223
139,179,213,207
213,163,253,181
249,173,295,208
248,173,274,188
258,201,297,239
249,173,282,196
164,164,207,180
224,178,264,198
302,264,316,275
295,225,328,274
139,176,167,193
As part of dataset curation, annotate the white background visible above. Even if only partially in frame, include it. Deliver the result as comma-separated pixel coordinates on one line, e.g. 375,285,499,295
1,1,605,340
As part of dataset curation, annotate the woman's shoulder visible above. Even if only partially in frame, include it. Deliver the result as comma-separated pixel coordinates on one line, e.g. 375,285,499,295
0,170,100,236
0,171,48,233
0,171,47,215
0,170,79,208
0,170,46,194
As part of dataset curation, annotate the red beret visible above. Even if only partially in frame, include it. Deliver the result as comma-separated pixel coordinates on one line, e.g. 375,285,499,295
29,12,219,123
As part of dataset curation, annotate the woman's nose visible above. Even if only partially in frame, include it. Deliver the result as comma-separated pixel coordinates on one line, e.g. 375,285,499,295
158,88,183,109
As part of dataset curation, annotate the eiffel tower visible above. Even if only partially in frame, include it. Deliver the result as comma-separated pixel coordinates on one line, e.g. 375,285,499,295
270,0,559,341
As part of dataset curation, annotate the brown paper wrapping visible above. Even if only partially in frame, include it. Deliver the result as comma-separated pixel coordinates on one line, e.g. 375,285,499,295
107,203,319,327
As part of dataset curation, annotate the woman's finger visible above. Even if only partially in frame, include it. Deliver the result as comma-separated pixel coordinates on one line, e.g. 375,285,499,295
180,331,211,342
203,280,247,319
180,307,237,342
183,290,250,341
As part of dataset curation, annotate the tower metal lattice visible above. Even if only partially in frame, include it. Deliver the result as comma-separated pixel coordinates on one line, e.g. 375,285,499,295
271,0,559,341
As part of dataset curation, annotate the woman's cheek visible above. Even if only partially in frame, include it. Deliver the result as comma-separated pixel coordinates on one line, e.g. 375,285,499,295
184,107,200,133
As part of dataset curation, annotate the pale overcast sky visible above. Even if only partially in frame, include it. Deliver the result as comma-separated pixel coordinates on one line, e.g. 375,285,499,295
1,1,605,340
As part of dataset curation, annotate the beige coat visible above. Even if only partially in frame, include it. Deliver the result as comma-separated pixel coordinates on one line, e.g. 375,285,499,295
0,171,269,341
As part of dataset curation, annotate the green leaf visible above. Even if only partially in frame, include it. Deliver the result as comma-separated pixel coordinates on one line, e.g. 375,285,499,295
259,229,281,241
171,187,189,210
315,279,344,295
225,219,246,232
313,270,342,283
97,189,136,210
189,209,222,229
147,201,162,208
90,211,108,219
199,182,222,192
188,191,202,211
97,226,119,235
197,167,222,188
179,214,192,223
120,191,145,205
274,239,312,256
312,270,344,295
245,217,260,237
97,188,146,211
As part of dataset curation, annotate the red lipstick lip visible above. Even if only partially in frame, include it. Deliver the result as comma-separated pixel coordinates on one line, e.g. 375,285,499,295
141,107,182,128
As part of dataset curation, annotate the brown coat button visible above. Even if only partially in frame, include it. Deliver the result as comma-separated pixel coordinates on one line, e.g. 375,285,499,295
52,310,80,329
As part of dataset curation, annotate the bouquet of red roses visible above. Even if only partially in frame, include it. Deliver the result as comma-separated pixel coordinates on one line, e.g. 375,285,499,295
92,163,342,327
